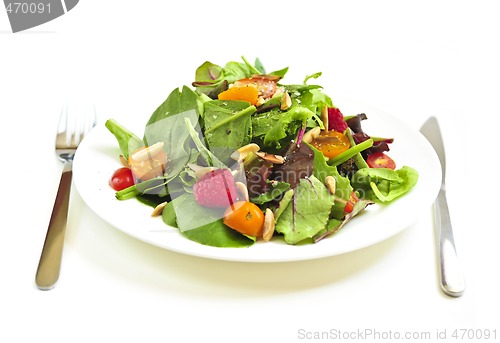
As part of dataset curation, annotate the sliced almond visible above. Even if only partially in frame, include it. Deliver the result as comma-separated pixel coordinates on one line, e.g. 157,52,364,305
321,106,328,131
256,96,266,107
280,92,292,110
151,201,168,217
230,143,260,161
302,126,321,144
255,151,285,164
262,208,275,241
325,175,336,195
272,86,285,97
119,155,128,167
235,181,249,201
187,164,217,179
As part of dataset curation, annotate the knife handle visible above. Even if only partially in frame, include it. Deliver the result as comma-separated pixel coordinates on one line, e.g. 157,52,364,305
434,188,465,297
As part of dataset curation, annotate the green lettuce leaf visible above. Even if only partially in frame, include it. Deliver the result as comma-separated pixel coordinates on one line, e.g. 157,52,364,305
313,198,373,242
308,143,353,219
274,175,335,244
351,166,419,202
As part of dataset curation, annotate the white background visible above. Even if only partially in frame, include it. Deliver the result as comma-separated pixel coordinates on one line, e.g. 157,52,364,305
1,1,498,342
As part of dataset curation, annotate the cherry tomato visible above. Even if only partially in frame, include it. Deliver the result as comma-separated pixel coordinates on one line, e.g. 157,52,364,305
110,167,135,191
223,201,265,237
366,152,396,170
310,130,350,158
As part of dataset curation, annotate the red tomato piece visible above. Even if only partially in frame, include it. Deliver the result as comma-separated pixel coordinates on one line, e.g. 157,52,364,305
366,152,396,170
344,191,359,213
110,167,135,191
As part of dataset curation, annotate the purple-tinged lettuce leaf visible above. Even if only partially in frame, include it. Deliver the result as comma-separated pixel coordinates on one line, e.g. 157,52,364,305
272,141,315,189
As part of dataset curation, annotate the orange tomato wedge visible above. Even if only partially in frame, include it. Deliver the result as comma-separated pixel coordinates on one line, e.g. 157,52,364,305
310,130,350,158
223,201,265,237
218,85,259,105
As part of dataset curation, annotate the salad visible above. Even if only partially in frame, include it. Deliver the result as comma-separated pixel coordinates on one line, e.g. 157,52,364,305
105,57,418,248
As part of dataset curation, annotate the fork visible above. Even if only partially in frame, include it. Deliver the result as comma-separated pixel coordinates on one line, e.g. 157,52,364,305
35,101,97,290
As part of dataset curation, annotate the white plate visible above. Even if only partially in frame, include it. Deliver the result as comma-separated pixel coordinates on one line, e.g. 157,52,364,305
73,98,441,262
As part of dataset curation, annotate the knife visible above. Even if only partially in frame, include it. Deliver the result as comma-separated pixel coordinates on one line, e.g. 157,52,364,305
420,117,465,297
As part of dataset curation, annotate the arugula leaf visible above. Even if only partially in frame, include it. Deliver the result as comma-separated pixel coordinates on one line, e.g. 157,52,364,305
351,166,419,202
283,84,322,94
298,89,333,114
252,104,312,150
274,175,335,245
303,72,322,84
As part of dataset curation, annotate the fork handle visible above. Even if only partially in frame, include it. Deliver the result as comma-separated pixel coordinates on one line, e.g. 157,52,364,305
434,188,465,297
35,162,73,290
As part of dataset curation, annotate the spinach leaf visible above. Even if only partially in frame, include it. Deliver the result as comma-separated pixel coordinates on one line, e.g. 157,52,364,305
242,56,289,78
351,166,419,202
143,86,201,180
274,175,335,245
184,118,225,168
105,119,143,159
164,193,254,248
203,100,254,163
223,61,252,83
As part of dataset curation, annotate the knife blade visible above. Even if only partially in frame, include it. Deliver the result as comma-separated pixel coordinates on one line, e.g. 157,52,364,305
420,117,465,297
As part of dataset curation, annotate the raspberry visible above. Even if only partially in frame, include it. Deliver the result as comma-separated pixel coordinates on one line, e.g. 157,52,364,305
327,107,348,132
193,168,238,208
